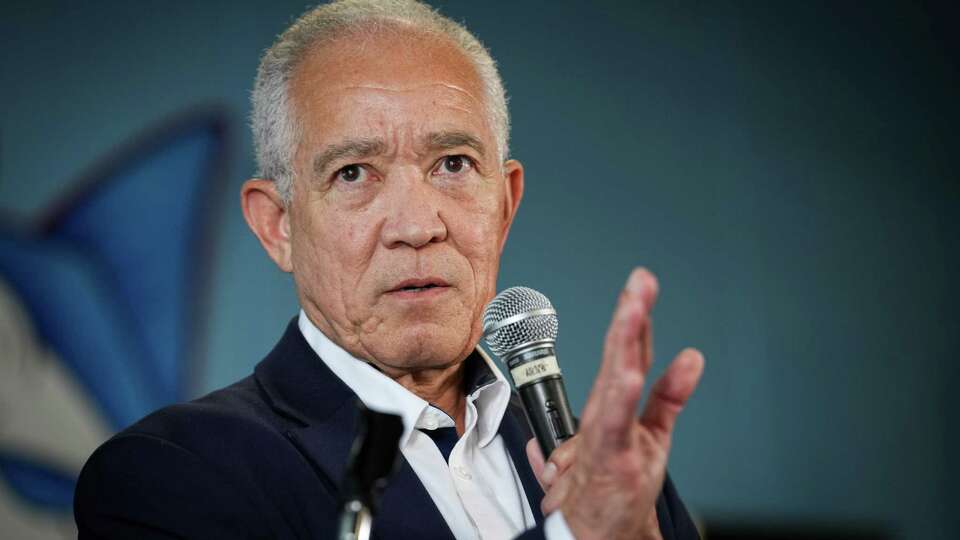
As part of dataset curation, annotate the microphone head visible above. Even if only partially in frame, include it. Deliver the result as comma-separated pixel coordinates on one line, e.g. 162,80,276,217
482,286,558,357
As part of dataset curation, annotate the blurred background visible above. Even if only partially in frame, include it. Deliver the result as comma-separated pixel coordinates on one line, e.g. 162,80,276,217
1,1,957,538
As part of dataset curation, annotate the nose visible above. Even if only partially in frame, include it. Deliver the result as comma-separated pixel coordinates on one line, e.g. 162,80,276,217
380,170,448,249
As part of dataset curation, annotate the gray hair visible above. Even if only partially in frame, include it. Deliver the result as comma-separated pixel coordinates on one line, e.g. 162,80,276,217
251,0,510,203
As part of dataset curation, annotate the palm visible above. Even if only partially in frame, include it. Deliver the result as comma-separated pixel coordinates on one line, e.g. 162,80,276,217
537,268,704,540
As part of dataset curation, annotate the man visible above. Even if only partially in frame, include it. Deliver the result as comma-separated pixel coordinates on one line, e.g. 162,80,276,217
75,1,705,539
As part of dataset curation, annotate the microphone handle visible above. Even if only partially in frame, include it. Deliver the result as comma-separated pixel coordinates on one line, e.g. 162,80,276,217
519,375,577,458
338,498,373,540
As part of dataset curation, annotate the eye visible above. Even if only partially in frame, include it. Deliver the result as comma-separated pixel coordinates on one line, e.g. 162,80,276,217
335,164,367,183
434,155,474,175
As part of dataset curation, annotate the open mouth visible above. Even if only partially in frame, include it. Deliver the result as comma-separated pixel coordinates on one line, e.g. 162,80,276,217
400,284,440,292
390,278,449,294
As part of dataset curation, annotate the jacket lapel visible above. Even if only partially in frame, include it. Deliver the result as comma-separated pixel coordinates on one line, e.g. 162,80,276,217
376,459,456,539
499,399,546,524
254,318,453,539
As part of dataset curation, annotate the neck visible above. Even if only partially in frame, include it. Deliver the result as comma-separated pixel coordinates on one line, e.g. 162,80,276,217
298,308,472,434
372,359,467,435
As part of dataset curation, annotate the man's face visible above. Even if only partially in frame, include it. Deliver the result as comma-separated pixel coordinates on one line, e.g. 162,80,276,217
283,30,522,374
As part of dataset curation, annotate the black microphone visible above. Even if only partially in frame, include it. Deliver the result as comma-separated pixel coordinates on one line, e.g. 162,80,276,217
337,400,404,540
483,287,577,458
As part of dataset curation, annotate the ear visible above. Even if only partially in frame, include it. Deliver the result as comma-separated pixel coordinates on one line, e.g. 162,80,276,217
241,179,293,272
498,159,525,253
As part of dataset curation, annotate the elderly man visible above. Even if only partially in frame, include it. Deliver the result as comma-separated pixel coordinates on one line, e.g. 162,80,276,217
75,1,704,539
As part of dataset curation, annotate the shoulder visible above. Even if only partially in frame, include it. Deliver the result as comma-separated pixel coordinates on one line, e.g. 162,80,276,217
119,374,293,451
79,373,312,490
74,376,326,539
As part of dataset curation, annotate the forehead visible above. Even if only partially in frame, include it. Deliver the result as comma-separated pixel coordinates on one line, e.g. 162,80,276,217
289,28,491,147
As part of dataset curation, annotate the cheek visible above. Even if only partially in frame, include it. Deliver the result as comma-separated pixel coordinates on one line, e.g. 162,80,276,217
467,188,507,247
448,192,506,278
334,209,384,280
296,199,367,265
290,206,379,314
290,216,335,298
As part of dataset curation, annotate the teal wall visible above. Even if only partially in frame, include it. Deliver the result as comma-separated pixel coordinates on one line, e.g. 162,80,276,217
2,1,957,538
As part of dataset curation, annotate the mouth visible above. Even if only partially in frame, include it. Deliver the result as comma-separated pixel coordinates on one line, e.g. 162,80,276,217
388,278,451,295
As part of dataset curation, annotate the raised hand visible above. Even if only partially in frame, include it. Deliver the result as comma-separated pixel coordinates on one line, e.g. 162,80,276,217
528,268,704,540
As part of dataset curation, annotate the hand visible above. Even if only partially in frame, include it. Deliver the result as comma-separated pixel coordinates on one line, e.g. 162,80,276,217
528,268,704,540
528,434,662,539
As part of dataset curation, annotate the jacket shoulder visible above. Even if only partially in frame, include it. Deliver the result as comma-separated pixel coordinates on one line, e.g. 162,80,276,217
121,374,296,448
75,375,331,539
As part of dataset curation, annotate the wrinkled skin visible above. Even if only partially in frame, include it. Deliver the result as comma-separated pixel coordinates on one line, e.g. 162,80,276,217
242,26,704,540
243,29,523,407
525,269,705,540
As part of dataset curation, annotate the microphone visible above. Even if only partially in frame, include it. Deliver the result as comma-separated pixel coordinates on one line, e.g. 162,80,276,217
483,287,577,458
337,400,404,540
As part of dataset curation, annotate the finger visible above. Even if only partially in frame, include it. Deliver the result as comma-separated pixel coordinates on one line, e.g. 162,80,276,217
639,348,705,446
526,438,547,489
601,268,658,380
641,316,654,374
540,473,572,515
636,269,658,373
528,435,579,489
545,434,579,476
617,266,659,311
589,304,645,449
582,268,654,446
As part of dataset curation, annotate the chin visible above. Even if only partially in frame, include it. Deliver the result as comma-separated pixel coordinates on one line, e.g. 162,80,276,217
372,321,475,369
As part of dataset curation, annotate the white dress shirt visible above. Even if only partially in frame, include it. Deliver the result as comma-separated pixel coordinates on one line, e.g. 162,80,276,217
298,311,572,540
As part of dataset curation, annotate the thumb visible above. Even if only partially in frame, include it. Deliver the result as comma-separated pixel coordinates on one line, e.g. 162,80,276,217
640,348,704,446
526,438,548,489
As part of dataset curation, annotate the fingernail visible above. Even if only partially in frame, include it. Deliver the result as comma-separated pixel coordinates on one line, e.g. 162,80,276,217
627,269,645,294
542,462,557,486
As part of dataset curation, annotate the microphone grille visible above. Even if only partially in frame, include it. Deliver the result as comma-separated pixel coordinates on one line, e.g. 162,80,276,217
482,286,558,357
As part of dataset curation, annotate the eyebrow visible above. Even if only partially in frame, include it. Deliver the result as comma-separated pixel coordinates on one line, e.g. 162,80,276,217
311,130,488,177
425,131,487,159
313,138,387,177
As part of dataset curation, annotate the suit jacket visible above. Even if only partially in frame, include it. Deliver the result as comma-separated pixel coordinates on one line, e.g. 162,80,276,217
75,318,699,539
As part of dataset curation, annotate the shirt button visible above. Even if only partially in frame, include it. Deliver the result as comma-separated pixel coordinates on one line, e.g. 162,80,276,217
454,466,472,480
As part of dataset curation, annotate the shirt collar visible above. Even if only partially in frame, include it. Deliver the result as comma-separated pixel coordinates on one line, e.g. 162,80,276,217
297,310,511,448
465,346,512,447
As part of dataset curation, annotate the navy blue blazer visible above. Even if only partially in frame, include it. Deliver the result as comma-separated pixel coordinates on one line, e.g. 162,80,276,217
75,319,699,539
